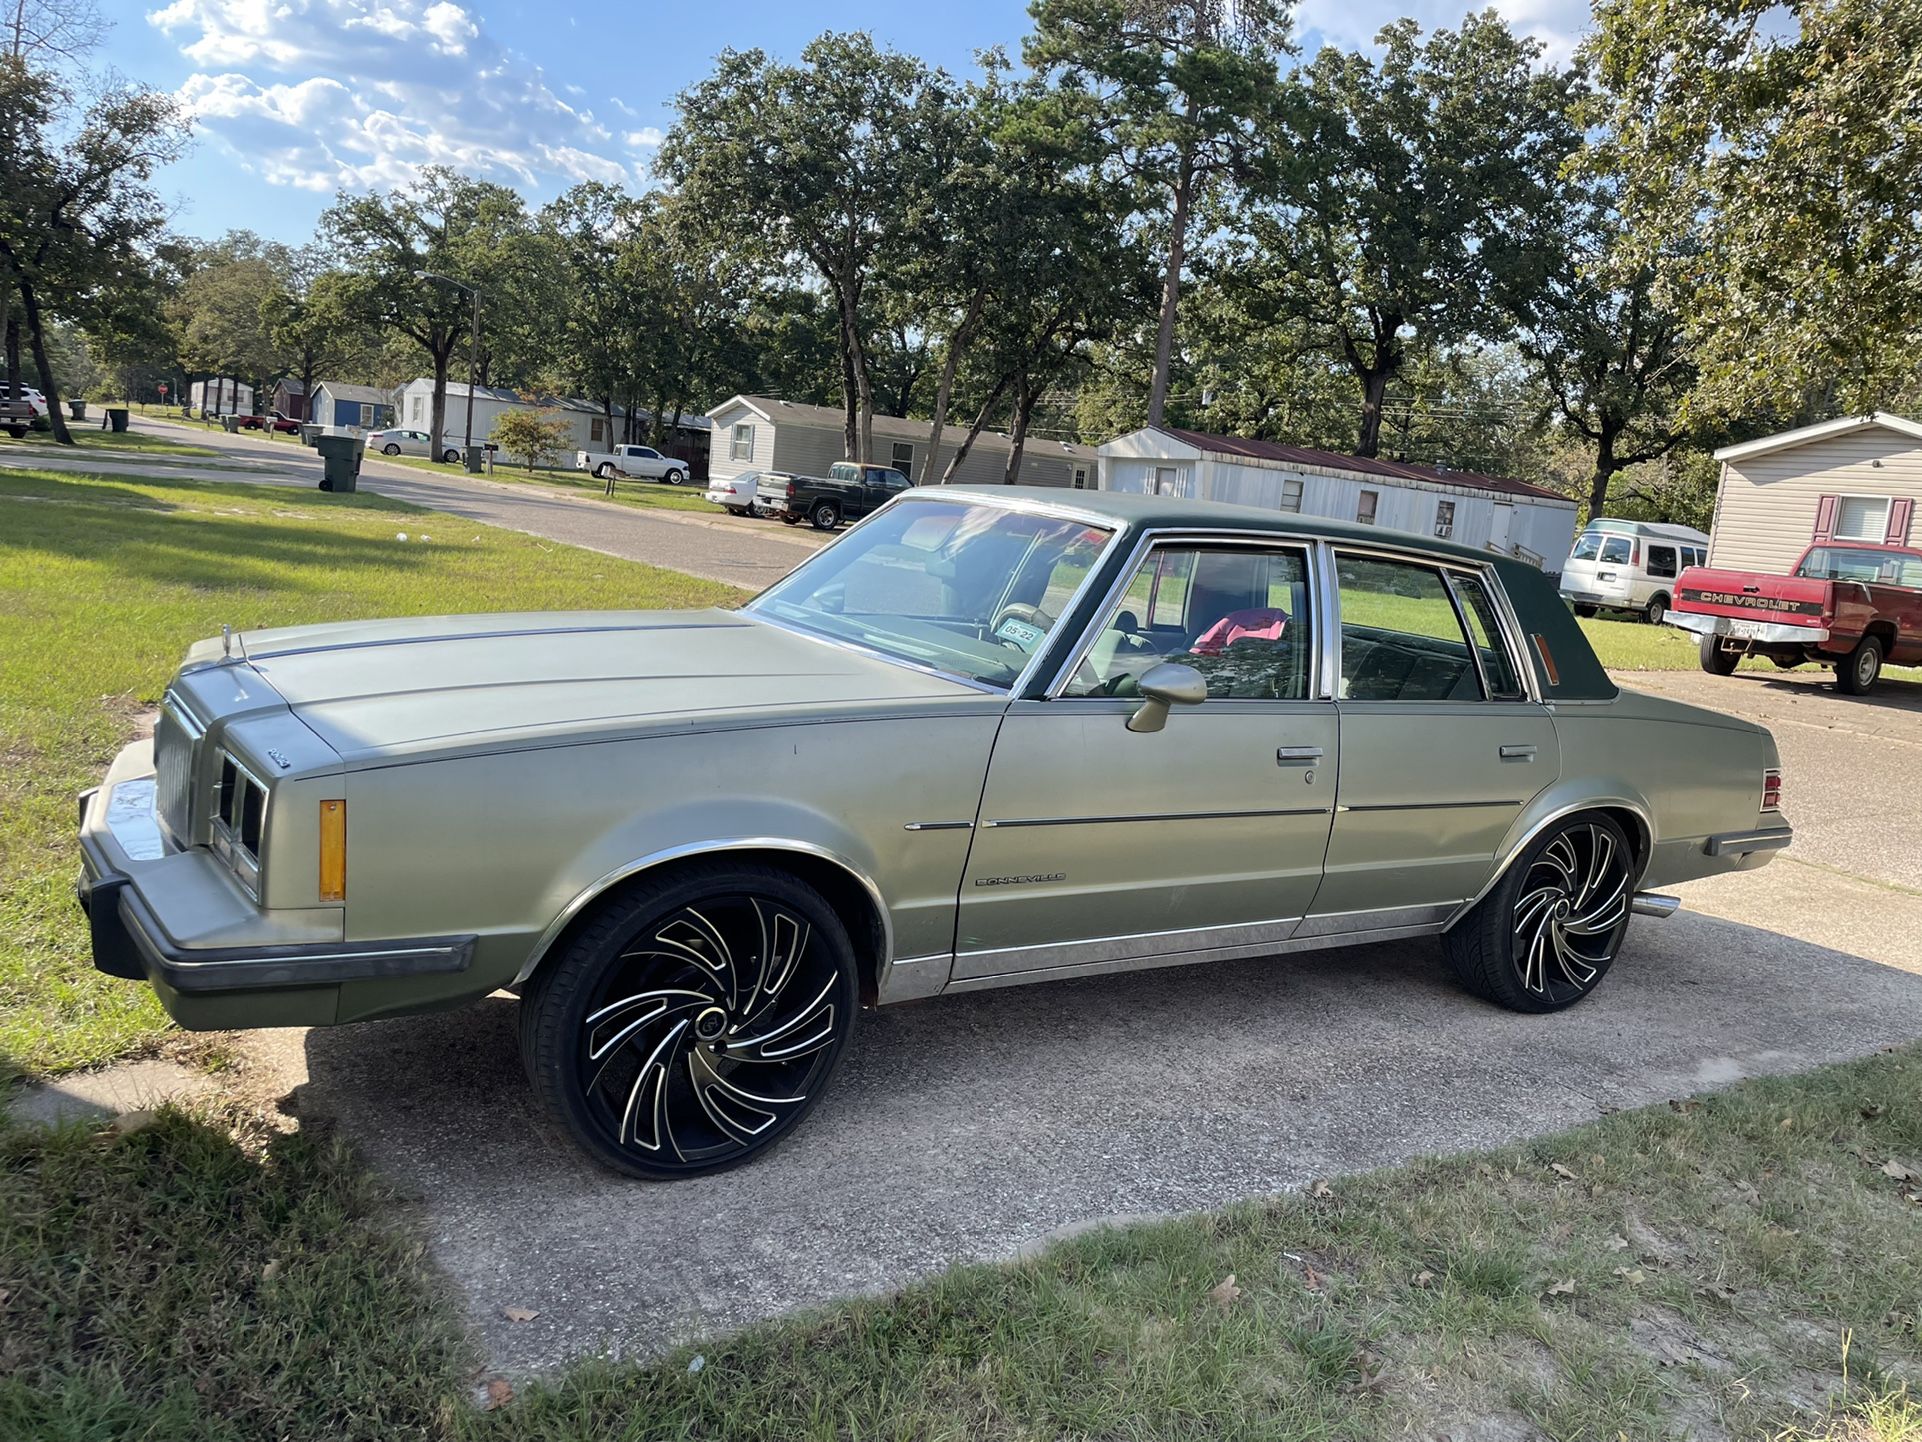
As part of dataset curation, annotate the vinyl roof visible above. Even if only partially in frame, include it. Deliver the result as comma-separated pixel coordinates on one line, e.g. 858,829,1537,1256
1155,427,1572,504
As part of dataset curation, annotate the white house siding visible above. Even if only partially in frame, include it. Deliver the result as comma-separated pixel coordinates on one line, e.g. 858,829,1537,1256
1710,430,1922,573
708,403,776,485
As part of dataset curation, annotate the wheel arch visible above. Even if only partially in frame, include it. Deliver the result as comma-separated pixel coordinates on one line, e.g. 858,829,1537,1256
1864,618,1898,648
1444,790,1654,931
513,838,893,1005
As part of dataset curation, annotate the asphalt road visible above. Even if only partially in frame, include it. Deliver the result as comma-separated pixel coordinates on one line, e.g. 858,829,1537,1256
237,667,1922,1376
0,419,825,592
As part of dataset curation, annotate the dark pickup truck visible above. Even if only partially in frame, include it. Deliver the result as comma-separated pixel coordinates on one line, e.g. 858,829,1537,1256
757,461,913,530
1666,541,1922,695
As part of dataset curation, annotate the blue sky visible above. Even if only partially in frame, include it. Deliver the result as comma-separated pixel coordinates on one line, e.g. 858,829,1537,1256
104,0,1593,246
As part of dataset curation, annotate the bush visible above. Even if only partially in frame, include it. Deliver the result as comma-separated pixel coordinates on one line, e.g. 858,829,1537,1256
489,408,573,470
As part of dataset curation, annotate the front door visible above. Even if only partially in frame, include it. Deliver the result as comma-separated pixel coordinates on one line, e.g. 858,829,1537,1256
955,539,1338,981
1312,551,1558,924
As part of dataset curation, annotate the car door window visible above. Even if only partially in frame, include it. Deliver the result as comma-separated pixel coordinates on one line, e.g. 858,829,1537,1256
1063,543,1313,701
1336,554,1482,701
1647,545,1677,579
1599,537,1631,565
1446,573,1526,700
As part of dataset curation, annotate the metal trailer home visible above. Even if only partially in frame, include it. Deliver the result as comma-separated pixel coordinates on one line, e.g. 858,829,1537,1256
398,382,711,477
307,381,397,432
1706,412,1922,573
188,378,254,417
1097,427,1579,571
706,395,1100,492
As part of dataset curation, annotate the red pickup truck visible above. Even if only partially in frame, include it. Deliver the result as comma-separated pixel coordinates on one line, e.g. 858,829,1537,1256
234,410,302,434
1666,541,1922,695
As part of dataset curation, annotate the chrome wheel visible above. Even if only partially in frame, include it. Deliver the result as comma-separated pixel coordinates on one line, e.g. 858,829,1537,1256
1510,822,1631,1005
572,891,851,1172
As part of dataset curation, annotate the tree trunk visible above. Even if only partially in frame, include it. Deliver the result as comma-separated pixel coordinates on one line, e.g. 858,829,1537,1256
1355,366,1391,459
923,287,985,482
17,277,71,444
1147,117,1199,429
1588,427,1619,523
429,348,449,458
1003,374,1038,485
940,373,1013,484
837,323,858,459
2,283,20,402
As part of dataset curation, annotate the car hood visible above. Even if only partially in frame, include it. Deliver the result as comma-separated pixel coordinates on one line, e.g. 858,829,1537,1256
184,610,994,766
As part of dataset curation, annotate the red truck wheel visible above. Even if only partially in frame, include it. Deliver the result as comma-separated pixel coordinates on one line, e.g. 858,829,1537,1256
1837,635,1883,696
1699,635,1739,676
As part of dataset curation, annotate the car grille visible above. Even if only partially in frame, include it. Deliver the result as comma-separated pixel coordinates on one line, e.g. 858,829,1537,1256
210,751,267,898
153,693,203,845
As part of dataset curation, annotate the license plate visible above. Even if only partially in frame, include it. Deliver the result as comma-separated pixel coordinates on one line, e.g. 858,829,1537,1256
1725,618,1771,640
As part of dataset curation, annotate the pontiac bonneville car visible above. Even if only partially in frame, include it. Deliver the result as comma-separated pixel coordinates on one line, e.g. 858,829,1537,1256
78,490,1791,1179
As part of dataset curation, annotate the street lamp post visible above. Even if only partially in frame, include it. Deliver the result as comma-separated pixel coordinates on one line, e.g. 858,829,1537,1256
414,270,481,470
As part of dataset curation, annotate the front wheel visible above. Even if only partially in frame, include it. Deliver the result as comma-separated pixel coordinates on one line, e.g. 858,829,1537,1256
1699,635,1740,676
662,469,685,486
1442,814,1634,1013
382,443,401,455
521,863,858,1179
810,501,841,530
1837,634,1884,695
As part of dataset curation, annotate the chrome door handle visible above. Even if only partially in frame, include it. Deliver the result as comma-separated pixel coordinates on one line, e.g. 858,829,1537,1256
1499,744,1537,761
1276,746,1324,766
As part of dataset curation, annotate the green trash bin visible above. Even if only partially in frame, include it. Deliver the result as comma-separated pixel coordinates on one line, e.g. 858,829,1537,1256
464,445,484,474
315,433,363,493
68,398,87,421
105,407,129,433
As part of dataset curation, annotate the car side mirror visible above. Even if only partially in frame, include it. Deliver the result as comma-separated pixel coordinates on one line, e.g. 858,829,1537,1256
1127,662,1207,733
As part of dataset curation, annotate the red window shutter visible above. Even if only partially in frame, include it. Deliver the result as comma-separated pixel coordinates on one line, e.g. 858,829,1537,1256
1812,494,1839,542
1888,498,1915,545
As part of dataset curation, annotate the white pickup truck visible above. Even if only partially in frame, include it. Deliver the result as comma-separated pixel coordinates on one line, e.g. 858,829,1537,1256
572,443,688,485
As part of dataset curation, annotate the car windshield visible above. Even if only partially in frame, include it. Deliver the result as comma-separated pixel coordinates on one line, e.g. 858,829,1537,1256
1797,546,1922,587
748,498,1115,689
1569,532,1604,562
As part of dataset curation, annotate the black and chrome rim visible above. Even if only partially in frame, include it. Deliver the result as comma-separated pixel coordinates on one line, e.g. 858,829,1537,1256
1511,824,1630,1003
577,895,844,1169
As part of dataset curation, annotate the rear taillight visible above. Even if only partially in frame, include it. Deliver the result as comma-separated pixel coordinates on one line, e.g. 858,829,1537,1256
1762,768,1783,811
1630,542,1641,565
784,481,795,497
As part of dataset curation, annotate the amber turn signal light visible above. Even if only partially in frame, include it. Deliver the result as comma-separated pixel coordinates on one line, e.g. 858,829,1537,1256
319,800,347,901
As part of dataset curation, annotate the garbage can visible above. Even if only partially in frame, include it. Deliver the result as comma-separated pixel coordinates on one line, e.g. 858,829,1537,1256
299,423,322,447
68,398,87,421
464,445,484,474
105,407,129,433
315,433,363,493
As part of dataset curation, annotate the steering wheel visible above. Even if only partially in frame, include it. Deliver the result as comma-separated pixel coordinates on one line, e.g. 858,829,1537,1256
989,602,1052,653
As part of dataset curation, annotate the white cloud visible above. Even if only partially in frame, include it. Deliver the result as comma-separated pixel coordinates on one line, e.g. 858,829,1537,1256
150,0,661,202
1296,0,1592,66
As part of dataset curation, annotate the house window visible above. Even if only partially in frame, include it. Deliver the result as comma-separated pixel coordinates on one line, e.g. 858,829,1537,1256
410,396,424,423
1072,467,1087,490
1153,465,1182,497
590,418,606,444
1357,490,1379,526
890,441,914,476
1434,500,1455,538
1834,496,1890,542
730,423,755,462
1279,478,1304,513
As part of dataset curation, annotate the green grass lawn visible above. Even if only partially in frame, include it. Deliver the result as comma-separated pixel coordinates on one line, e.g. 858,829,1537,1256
0,467,739,1080
473,461,723,514
1578,612,1922,683
0,425,219,459
6,1043,1921,1440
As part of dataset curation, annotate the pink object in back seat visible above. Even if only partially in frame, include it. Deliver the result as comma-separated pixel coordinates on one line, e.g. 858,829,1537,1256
1190,606,1290,656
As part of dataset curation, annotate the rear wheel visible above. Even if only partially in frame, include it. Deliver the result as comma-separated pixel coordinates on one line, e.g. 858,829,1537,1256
1572,603,1598,618
1837,634,1884,696
810,500,841,530
1699,635,1740,676
1644,593,1669,625
441,447,461,463
1442,814,1634,1013
522,863,859,1179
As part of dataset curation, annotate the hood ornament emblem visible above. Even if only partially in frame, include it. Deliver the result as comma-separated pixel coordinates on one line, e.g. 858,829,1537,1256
220,625,250,664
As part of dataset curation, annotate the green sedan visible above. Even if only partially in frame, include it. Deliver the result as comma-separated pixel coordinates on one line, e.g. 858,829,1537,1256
76,489,1791,1178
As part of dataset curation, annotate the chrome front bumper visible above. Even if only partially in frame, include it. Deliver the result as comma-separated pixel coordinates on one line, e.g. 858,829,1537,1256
1666,611,1829,645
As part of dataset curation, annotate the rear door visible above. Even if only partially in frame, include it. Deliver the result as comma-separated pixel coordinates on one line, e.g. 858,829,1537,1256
1314,551,1557,927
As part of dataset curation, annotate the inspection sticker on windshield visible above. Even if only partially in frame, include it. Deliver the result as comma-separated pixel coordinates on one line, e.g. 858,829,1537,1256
996,617,1043,648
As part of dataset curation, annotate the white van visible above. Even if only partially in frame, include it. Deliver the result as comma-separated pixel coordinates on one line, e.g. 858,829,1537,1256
1559,518,1711,624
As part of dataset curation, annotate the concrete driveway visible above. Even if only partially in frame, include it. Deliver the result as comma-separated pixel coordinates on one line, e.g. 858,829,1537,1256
0,420,826,592
242,666,1922,1375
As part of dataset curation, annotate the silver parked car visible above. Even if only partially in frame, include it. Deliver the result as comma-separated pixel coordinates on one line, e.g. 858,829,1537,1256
77,490,1790,1178
364,428,436,459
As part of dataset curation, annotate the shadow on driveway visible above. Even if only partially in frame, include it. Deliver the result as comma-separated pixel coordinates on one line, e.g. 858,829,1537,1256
285,909,1922,1375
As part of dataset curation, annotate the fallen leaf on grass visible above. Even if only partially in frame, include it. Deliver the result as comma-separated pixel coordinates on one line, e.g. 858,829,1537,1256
260,1260,280,1283
1668,1098,1702,1114
1733,1180,1761,1205
1880,1159,1922,1182
1348,1348,1387,1394
1302,1264,1326,1293
1208,1274,1240,1309
1413,1270,1436,1289
1613,1267,1646,1285
1778,1116,1795,1131
1309,1178,1334,1199
1544,1278,1577,1298
1606,1234,1630,1252
1548,1162,1580,1182
110,1109,159,1135
502,1306,539,1324
480,1379,514,1410
1696,1282,1737,1304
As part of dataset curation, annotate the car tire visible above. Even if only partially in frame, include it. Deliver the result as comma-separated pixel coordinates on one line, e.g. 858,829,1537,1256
442,448,461,464
1644,594,1669,625
1441,813,1635,1014
382,443,401,455
1837,634,1884,696
1699,635,1740,676
810,501,840,531
782,516,800,526
727,506,748,517
521,861,859,1180
1571,603,1598,618
663,469,685,486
